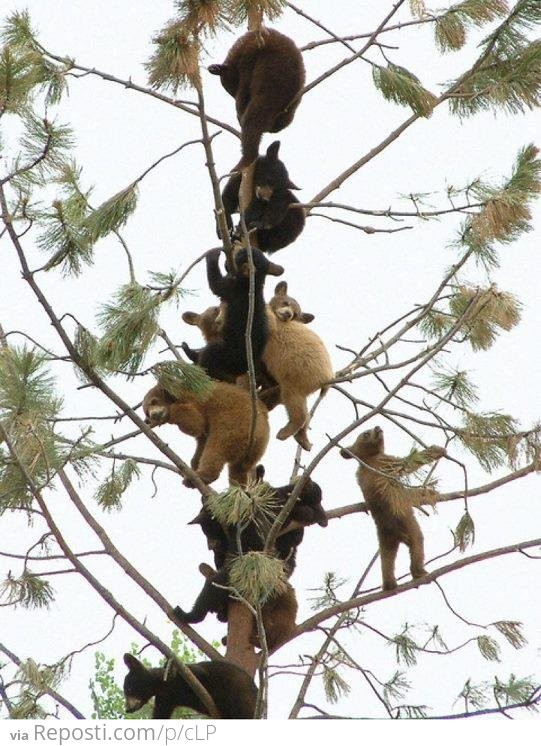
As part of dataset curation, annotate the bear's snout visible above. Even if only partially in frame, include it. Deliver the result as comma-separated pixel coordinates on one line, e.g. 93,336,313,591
147,406,168,425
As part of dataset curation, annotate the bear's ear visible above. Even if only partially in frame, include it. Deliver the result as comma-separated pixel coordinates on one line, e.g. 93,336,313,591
199,563,216,579
188,510,204,525
123,653,143,671
182,311,200,326
286,178,300,190
300,312,315,324
266,260,285,277
274,281,288,296
266,141,281,160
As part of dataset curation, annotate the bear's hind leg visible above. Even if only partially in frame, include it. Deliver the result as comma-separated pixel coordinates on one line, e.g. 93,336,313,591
378,530,400,591
405,518,427,581
276,391,310,449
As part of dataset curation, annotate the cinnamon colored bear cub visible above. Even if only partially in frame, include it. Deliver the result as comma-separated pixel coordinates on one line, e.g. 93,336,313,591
142,382,269,487
341,426,445,590
123,654,257,719
209,28,305,169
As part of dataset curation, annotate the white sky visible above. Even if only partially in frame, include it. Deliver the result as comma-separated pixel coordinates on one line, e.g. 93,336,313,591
1,0,540,727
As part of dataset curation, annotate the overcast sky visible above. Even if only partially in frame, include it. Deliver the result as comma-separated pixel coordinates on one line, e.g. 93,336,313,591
1,0,540,724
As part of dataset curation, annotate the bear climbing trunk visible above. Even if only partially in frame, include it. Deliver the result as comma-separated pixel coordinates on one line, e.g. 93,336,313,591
225,601,259,678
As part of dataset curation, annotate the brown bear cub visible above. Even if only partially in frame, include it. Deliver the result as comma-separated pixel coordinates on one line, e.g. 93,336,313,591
209,28,305,169
341,427,445,590
142,383,269,487
263,282,333,450
123,654,257,719
220,141,305,253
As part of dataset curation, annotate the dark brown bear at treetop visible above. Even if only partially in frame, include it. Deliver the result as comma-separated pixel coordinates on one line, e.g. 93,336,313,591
142,383,269,487
208,28,305,169
341,426,445,591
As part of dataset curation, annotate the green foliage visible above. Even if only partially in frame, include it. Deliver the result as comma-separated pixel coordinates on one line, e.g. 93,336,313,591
95,283,161,375
174,0,229,36
37,195,92,276
372,63,436,117
383,671,411,705
493,673,538,708
228,551,287,606
456,678,489,709
152,360,213,399
434,0,509,53
73,325,103,381
146,20,201,92
84,186,138,244
94,458,140,512
453,510,475,552
431,366,479,407
89,633,210,720
322,657,351,704
308,571,349,612
1,571,54,609
205,480,278,529
389,627,418,667
477,634,501,661
0,346,63,512
458,411,517,470
450,1,541,117
16,112,73,183
226,0,287,27
395,704,428,718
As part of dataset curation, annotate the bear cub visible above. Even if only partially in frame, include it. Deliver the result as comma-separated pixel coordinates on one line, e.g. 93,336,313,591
123,654,257,719
220,141,305,253
182,247,283,381
341,426,445,591
209,28,305,169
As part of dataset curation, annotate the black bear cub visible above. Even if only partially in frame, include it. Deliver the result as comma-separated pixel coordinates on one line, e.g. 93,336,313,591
208,28,305,169
220,141,305,253
123,654,257,719
184,247,283,380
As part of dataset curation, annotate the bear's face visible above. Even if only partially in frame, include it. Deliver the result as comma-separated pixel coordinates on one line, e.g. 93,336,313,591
142,386,173,426
182,306,223,343
254,141,299,197
341,426,384,460
123,654,154,713
298,479,328,527
269,281,315,323
234,247,284,279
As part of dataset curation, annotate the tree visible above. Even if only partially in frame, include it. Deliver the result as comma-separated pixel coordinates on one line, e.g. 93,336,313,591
1,0,540,721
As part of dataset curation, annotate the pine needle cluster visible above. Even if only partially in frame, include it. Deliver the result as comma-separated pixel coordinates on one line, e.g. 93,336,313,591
454,510,476,551
450,1,541,116
0,346,62,512
434,0,509,53
205,480,279,529
458,410,518,471
228,551,287,606
94,458,140,512
372,63,437,117
152,360,213,399
1,571,54,609
322,653,351,704
431,365,479,407
421,284,521,351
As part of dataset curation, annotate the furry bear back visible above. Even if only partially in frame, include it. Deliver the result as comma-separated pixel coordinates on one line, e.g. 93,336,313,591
263,310,333,396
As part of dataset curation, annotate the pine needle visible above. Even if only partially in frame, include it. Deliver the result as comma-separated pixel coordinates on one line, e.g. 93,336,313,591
94,458,140,512
84,186,138,244
175,0,228,36
453,511,475,551
152,360,213,399
450,285,521,351
146,20,201,92
1,572,54,609
205,480,279,528
477,635,501,661
226,0,287,28
372,63,437,117
435,0,509,53
492,620,527,649
228,551,287,606
458,410,518,471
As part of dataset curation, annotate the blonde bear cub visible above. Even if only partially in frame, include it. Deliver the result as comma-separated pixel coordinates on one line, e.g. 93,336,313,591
262,282,333,451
